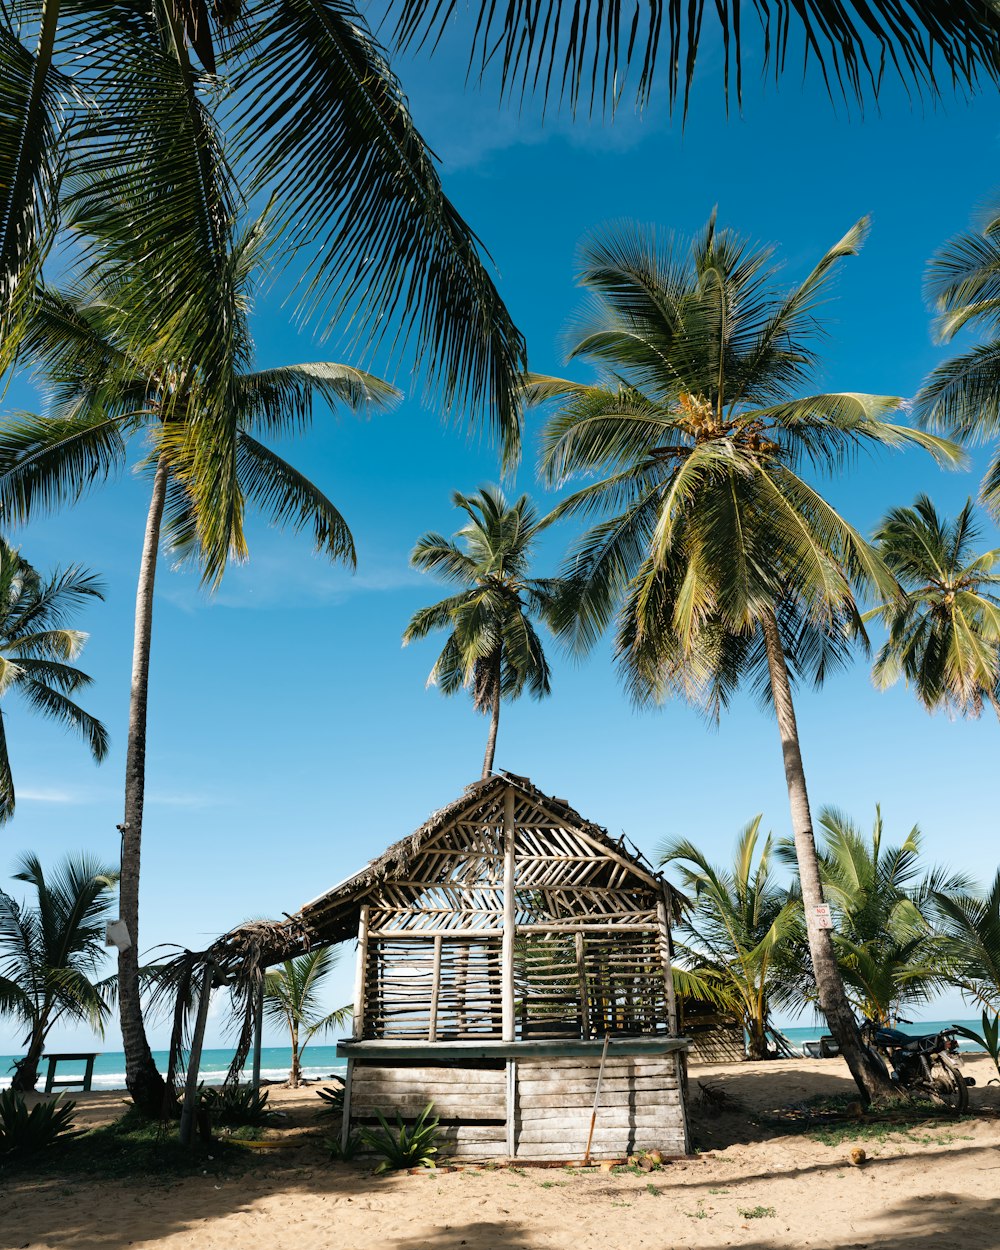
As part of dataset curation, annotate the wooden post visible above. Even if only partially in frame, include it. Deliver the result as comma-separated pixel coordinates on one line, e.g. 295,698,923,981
353,905,370,1041
428,934,443,1042
657,892,679,1035
251,982,264,1093
575,931,589,1038
179,960,214,1147
340,1058,354,1152
505,1058,517,1158
501,787,516,1041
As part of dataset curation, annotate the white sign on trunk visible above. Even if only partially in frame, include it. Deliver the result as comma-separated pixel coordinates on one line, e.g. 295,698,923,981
812,904,833,930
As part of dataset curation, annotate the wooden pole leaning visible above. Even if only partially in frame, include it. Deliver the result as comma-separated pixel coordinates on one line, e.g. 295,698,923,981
501,787,516,1042
582,1031,611,1165
180,960,214,1147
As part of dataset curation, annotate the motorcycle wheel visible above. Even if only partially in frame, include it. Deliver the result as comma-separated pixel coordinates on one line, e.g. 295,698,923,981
929,1061,969,1112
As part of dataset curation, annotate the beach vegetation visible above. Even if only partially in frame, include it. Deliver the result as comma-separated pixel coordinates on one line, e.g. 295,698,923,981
661,817,801,1059
0,226,395,1115
531,215,959,1101
0,852,118,1092
0,1089,81,1158
867,497,1000,718
740,1205,776,1219
933,870,1000,1012
954,1012,1000,1083
0,542,107,821
316,1084,345,1115
199,1083,272,1128
357,1101,440,1173
779,806,969,1024
403,486,564,776
388,0,1000,118
326,1130,362,1161
262,948,351,1088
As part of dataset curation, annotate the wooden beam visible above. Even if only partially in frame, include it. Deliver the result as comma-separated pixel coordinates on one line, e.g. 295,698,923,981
340,1058,355,1152
428,934,443,1042
501,787,516,1042
352,904,370,1041
657,891,679,1035
179,960,214,1147
575,931,588,1038
506,1058,517,1158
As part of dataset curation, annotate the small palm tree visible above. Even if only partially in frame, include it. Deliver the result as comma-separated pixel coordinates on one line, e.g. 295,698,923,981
531,216,959,1101
262,948,351,1088
0,541,107,819
868,496,1000,717
660,817,800,1060
932,872,1000,1013
781,807,967,1024
0,852,118,1091
403,487,562,777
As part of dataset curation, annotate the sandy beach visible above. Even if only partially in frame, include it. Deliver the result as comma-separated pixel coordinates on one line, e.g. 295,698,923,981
2,1056,998,1250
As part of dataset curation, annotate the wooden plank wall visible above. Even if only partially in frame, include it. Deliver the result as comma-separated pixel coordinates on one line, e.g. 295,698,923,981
350,1062,508,1159
514,1055,687,1161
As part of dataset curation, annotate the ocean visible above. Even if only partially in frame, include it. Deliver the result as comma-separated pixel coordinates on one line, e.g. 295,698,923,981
0,1045,348,1092
1,1020,988,1091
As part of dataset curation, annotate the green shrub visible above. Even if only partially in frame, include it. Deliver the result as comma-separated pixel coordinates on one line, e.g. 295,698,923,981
199,1084,272,1127
0,1089,82,1158
316,1084,345,1115
357,1102,440,1174
955,1012,1000,1084
326,1130,361,1161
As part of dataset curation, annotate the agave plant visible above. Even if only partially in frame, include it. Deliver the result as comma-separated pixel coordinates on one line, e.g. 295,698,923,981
357,1102,440,1174
0,1089,82,1158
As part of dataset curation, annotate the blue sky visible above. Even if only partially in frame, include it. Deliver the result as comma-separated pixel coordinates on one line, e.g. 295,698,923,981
3,21,1000,1051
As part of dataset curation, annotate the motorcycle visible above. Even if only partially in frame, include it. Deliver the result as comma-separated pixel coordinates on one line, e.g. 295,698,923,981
860,1018,974,1111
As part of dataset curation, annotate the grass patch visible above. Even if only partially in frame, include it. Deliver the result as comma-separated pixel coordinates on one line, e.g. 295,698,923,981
645,1183,661,1196
740,1206,776,1220
0,1108,258,1182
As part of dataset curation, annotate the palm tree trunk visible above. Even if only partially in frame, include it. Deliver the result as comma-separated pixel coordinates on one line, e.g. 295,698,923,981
482,681,501,778
10,1025,46,1092
119,455,171,1117
289,1024,300,1088
760,609,894,1104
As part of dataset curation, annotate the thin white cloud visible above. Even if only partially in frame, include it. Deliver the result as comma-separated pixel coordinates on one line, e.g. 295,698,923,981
18,787,77,804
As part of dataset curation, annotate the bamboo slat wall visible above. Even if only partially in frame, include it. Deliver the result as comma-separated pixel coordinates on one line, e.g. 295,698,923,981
358,786,674,1043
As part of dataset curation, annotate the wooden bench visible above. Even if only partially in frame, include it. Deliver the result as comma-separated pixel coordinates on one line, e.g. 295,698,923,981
43,1052,100,1094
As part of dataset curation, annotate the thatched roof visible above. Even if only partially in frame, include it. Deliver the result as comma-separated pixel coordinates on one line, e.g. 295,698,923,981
215,771,679,968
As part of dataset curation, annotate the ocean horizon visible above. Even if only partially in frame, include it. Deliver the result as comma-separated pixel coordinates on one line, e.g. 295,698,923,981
1,1019,987,1091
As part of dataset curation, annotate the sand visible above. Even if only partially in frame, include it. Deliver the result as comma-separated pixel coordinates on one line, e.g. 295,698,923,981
2,1056,998,1250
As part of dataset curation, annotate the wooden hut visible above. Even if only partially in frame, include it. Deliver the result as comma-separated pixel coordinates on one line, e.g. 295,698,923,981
297,773,691,1161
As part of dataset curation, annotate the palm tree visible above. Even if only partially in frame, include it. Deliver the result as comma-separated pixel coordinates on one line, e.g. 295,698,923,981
262,948,351,1088
403,487,561,777
919,211,1000,523
780,807,966,1025
0,225,398,1116
867,496,1000,718
660,817,800,1060
932,872,1000,1013
386,0,1000,116
0,0,524,451
0,541,107,819
530,215,960,1101
0,852,119,1092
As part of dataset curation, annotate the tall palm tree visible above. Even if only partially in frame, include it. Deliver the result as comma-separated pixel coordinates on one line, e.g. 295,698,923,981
779,807,966,1024
0,224,398,1116
403,487,561,777
386,1,1000,117
660,817,800,1060
0,0,524,452
0,541,107,819
919,210,1000,521
867,496,1000,718
0,852,118,1092
529,216,960,1101
262,948,351,1087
